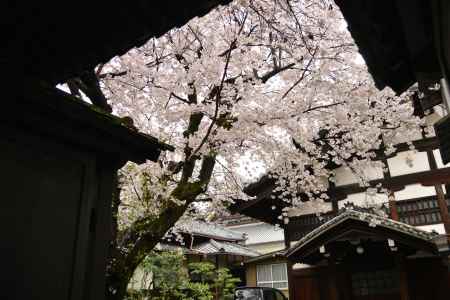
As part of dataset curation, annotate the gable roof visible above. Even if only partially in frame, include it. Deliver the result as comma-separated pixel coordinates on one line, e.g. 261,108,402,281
286,209,439,258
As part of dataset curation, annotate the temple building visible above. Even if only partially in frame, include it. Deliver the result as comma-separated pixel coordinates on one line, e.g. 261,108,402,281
229,1,450,299
229,98,450,299
230,127,450,299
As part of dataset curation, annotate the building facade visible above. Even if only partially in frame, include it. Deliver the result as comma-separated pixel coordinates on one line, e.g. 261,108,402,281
128,220,260,292
230,116,450,299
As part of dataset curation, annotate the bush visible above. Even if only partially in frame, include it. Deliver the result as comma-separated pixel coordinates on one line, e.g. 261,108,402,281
127,251,240,300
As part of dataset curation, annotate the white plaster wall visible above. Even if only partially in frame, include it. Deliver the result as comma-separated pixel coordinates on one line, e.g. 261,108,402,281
387,151,430,177
334,165,383,187
394,184,436,201
333,149,442,188
228,222,284,245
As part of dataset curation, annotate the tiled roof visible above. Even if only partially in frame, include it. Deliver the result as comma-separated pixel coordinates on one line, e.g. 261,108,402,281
157,239,261,257
286,209,439,256
155,243,196,254
176,220,246,241
194,239,261,257
218,213,258,226
244,249,287,264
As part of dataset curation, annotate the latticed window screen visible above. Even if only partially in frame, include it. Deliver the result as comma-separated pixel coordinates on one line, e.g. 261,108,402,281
351,270,399,296
396,196,450,226
257,263,288,289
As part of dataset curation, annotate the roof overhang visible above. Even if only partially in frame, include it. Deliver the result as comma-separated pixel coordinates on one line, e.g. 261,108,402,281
3,1,232,84
286,210,439,262
334,0,443,94
243,249,287,264
3,82,173,163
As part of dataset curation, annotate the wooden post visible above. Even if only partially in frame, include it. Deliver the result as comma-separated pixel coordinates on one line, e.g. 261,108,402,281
435,184,450,233
329,181,339,213
287,261,295,300
284,227,291,249
426,149,450,233
388,191,400,221
383,157,400,221
328,257,340,300
396,255,410,300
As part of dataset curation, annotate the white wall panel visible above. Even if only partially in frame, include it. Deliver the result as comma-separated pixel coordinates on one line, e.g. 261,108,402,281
394,184,436,201
388,151,430,176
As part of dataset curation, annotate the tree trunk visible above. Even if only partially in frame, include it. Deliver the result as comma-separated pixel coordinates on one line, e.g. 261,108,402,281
105,181,204,299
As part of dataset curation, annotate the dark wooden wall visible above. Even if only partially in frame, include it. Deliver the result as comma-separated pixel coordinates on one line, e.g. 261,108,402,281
406,258,450,300
0,121,115,299
289,258,450,300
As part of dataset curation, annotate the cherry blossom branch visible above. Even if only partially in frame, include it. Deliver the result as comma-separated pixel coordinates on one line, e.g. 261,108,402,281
285,0,313,54
259,62,296,83
169,92,190,104
282,46,318,99
303,101,346,113
187,42,233,161
129,175,143,203
98,70,127,79
214,158,243,191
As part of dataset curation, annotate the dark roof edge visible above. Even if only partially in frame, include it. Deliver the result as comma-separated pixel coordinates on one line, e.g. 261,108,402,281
285,209,438,258
5,82,173,163
244,249,287,264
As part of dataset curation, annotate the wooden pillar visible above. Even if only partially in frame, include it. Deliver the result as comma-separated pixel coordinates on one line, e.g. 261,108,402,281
426,149,450,233
329,181,339,213
328,257,340,300
287,261,295,300
388,191,400,221
396,255,410,300
285,229,293,299
383,157,400,221
284,226,291,249
435,184,450,233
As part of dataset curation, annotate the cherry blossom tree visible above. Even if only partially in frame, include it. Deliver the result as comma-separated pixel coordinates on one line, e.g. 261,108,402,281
89,0,423,298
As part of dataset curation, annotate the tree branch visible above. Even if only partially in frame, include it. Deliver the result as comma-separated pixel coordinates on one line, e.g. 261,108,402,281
198,154,217,186
188,40,234,160
303,101,345,113
282,46,318,99
259,63,295,83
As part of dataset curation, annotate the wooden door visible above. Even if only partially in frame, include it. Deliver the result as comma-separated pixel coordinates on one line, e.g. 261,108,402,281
291,270,327,300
